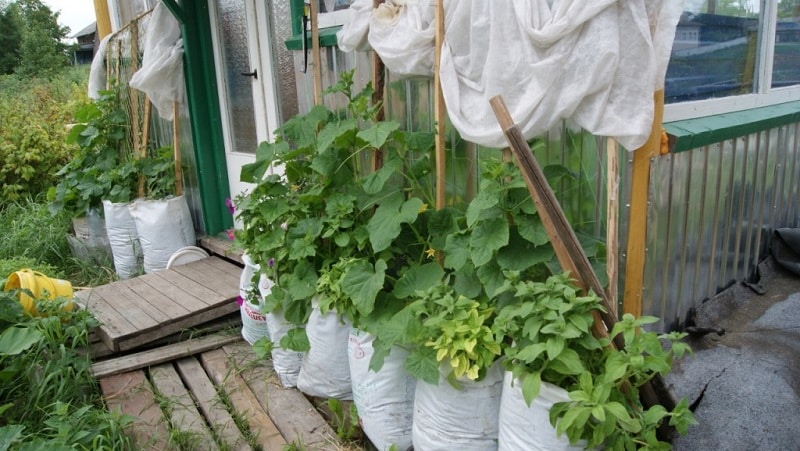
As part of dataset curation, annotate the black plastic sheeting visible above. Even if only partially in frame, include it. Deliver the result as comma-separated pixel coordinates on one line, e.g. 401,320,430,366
771,228,800,276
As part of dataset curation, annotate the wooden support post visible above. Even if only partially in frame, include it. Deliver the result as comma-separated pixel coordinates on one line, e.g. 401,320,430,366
606,137,620,317
138,101,151,198
434,0,446,210
371,0,386,172
93,0,112,40
622,90,665,317
310,0,323,106
174,102,183,196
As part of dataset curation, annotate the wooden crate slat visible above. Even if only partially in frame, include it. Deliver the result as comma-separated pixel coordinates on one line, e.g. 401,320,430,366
124,275,199,315
92,282,166,329
76,289,137,351
92,333,242,378
115,303,239,352
201,256,244,279
168,259,240,298
175,357,250,451
152,266,231,307
200,348,286,450
150,363,220,451
221,343,338,449
98,370,170,450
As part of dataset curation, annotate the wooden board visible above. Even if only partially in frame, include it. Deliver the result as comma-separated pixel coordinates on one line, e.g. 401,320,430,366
198,236,244,265
175,357,250,450
91,333,241,378
222,342,338,450
76,257,240,352
150,363,220,450
99,370,170,450
201,348,286,450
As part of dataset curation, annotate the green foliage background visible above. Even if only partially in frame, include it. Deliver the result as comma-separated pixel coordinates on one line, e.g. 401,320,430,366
0,66,90,204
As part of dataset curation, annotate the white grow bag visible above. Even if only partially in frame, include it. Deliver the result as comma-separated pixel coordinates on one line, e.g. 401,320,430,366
296,299,353,400
258,274,304,388
412,360,503,451
102,200,142,279
128,196,196,273
239,255,269,345
348,329,415,450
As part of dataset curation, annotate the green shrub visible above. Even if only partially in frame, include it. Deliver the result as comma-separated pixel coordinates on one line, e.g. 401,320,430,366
0,68,90,204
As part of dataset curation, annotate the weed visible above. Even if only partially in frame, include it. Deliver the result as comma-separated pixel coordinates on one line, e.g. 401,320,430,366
324,398,361,442
283,439,307,451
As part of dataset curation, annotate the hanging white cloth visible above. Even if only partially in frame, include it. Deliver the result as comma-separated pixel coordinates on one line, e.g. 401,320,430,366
336,0,684,150
129,1,185,121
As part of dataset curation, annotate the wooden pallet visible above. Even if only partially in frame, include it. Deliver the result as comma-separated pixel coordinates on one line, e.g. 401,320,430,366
76,257,241,352
98,336,338,450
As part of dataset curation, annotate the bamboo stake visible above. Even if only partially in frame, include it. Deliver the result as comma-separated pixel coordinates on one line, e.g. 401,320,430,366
310,0,323,106
173,102,183,196
434,0,446,210
138,101,152,198
622,90,665,317
490,95,669,412
371,0,386,172
605,137,619,317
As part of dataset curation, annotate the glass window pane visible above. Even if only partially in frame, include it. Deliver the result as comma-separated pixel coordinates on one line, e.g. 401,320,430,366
772,0,800,89
215,0,257,154
666,1,762,103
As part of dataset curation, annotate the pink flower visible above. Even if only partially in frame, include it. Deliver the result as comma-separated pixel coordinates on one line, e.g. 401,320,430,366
226,228,235,241
225,198,235,215
236,296,244,306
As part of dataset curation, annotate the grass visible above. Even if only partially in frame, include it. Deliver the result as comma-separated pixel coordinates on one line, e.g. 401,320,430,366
0,291,134,449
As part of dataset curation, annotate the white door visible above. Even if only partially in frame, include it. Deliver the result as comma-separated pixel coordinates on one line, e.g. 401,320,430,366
209,0,282,201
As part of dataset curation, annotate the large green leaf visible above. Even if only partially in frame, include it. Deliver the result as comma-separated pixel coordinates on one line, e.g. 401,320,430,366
342,259,388,316
392,263,445,299
0,326,42,356
521,371,542,406
280,327,310,352
469,218,509,267
362,158,403,195
376,307,422,349
0,425,25,449
405,347,439,385
367,194,423,252
466,191,500,227
477,260,506,298
497,229,553,271
316,119,357,155
356,121,400,148
443,232,470,270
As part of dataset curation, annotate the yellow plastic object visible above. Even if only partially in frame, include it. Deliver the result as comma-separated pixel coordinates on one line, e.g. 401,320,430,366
4,269,74,315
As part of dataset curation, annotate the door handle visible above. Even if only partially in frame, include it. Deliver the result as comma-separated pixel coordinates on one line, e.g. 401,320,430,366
241,69,258,79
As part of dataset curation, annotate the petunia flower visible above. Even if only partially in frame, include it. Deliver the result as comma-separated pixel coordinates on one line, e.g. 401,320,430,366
226,228,235,241
225,197,235,215
236,296,244,306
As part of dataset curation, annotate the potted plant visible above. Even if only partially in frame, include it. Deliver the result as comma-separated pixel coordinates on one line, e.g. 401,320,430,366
492,272,696,450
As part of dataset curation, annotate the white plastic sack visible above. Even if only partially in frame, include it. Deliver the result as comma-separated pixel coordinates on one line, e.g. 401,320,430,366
239,256,270,345
498,372,586,451
102,200,143,279
129,1,185,121
297,300,353,400
348,329,414,451
128,196,196,273
266,311,305,388
337,0,683,150
412,360,503,451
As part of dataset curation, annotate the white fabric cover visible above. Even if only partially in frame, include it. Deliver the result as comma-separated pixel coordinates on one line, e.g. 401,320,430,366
498,372,586,451
412,360,503,450
128,196,196,273
88,34,112,100
336,0,683,150
102,200,142,279
296,300,353,400
129,1,185,121
348,329,415,450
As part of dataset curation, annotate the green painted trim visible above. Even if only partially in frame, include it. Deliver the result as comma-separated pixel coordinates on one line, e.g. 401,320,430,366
178,0,233,235
665,101,800,153
285,0,341,50
285,27,341,50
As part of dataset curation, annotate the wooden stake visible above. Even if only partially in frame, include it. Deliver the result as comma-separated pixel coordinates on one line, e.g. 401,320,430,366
605,137,619,317
371,0,386,172
173,102,183,196
434,0,446,210
622,90,665,317
138,101,152,198
310,0,323,106
490,94,669,412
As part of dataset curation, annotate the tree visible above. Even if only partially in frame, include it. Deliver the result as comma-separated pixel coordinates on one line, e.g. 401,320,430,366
0,0,70,77
0,2,22,74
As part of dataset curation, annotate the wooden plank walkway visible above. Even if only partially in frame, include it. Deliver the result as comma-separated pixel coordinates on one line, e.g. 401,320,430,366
76,257,240,352
97,335,339,450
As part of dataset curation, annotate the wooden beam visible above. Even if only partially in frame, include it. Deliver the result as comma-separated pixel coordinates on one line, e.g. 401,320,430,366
92,0,112,39
606,138,620,318
622,90,665,317
434,0,446,210
310,0,323,106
